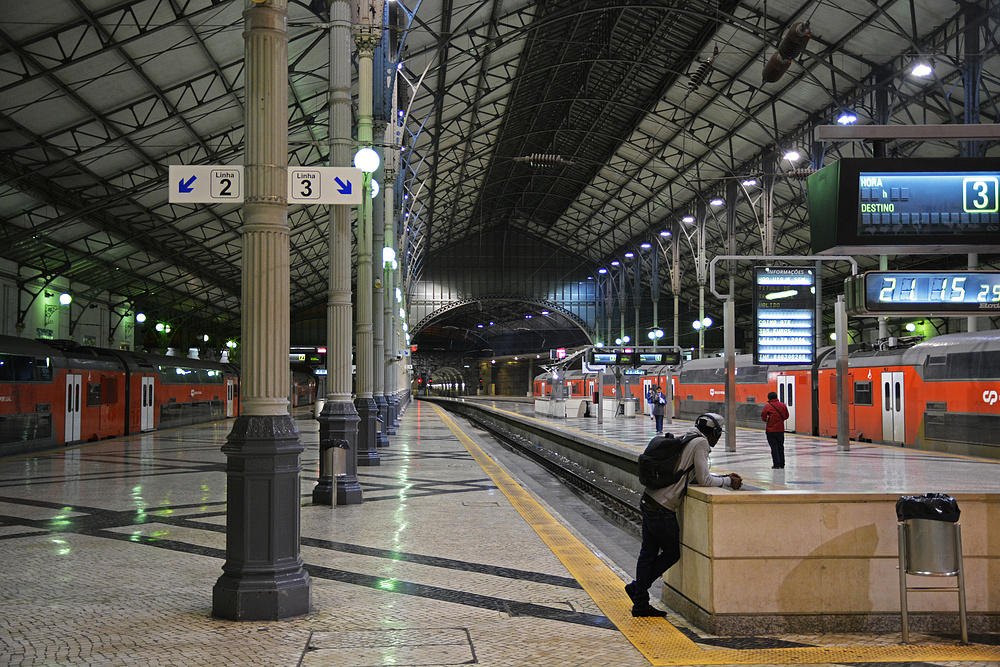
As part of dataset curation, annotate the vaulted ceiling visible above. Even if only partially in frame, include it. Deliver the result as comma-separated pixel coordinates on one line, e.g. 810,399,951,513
2,0,998,352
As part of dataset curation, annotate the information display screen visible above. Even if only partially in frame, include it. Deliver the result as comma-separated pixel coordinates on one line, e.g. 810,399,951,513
809,158,1000,254
861,270,1000,314
588,347,682,366
858,171,1000,235
754,266,816,364
637,351,682,365
590,351,618,365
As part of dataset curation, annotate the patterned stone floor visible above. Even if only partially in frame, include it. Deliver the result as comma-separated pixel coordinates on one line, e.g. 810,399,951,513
0,398,996,666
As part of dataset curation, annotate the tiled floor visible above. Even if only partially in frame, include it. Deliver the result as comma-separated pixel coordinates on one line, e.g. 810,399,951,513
0,398,997,666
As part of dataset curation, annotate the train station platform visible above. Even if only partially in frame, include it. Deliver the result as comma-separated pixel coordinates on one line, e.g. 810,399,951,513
462,395,1000,493
1,399,999,666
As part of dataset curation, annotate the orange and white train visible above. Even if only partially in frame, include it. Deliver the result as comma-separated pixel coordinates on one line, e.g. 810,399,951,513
534,330,1000,459
0,335,316,457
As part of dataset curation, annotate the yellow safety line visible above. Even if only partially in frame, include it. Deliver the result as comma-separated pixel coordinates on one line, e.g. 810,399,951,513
430,403,1000,665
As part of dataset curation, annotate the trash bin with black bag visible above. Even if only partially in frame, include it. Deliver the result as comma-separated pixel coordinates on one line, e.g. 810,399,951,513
895,493,967,644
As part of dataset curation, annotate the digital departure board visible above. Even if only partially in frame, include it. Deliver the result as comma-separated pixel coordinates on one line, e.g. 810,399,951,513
589,351,618,365
858,171,999,230
754,266,816,364
637,350,682,366
844,270,1000,315
588,347,682,366
809,158,1000,254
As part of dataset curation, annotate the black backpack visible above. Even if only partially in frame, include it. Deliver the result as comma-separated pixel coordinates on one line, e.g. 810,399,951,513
637,432,698,488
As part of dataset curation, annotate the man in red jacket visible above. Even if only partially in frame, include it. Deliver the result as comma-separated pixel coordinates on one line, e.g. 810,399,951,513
761,391,790,469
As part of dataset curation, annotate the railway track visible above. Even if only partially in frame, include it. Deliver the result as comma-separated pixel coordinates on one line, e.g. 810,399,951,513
446,401,644,535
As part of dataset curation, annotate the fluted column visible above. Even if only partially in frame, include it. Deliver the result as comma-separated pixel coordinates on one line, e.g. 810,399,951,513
314,0,362,506
383,151,398,434
353,0,381,466
372,139,389,448
213,0,310,620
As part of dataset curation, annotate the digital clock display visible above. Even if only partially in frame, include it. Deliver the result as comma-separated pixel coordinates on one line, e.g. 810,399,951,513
863,271,1000,313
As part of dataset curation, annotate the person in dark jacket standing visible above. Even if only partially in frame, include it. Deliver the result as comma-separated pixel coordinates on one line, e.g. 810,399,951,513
625,413,742,617
650,385,667,433
761,391,790,468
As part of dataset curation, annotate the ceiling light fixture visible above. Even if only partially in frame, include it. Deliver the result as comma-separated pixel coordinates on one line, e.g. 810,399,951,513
911,61,933,77
836,109,858,125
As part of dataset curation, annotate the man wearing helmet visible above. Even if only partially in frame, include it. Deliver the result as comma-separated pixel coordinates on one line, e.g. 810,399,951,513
625,412,743,617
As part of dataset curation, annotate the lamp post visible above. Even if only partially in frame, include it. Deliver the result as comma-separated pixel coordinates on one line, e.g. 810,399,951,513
599,259,629,345
383,150,398,434
596,268,612,346
354,143,381,467
370,144,390,449
351,0,384,469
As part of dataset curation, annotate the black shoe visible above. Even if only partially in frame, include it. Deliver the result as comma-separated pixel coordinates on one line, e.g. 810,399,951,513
624,582,640,604
631,604,668,618
771,465,779,469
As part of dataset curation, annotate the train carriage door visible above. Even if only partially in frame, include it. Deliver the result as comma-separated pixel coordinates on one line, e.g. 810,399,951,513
65,374,81,443
777,375,796,432
226,378,236,417
881,371,905,443
140,376,155,431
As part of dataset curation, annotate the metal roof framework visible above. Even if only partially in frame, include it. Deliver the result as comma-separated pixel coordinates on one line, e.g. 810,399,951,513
1,0,997,353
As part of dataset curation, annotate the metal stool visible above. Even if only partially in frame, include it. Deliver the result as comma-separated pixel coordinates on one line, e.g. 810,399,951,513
897,518,968,644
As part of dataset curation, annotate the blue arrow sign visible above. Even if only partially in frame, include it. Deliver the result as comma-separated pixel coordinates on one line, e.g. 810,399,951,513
287,167,362,204
179,175,197,193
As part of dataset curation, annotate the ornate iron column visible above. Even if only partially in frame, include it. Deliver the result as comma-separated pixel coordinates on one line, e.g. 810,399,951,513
372,142,389,448
383,147,398,434
314,0,362,506
352,0,383,467
212,0,311,620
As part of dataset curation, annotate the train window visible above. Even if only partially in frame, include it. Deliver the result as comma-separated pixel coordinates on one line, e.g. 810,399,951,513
87,382,102,407
678,368,724,384
946,352,979,380
927,351,1000,380
735,366,769,384
924,355,948,380
854,381,873,406
159,364,221,384
982,351,1000,379
0,354,36,382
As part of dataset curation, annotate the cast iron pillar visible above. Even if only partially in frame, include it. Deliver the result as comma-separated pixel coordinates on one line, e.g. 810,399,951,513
372,141,389,448
352,0,382,466
383,149,398,435
315,0,362,506
212,0,311,620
